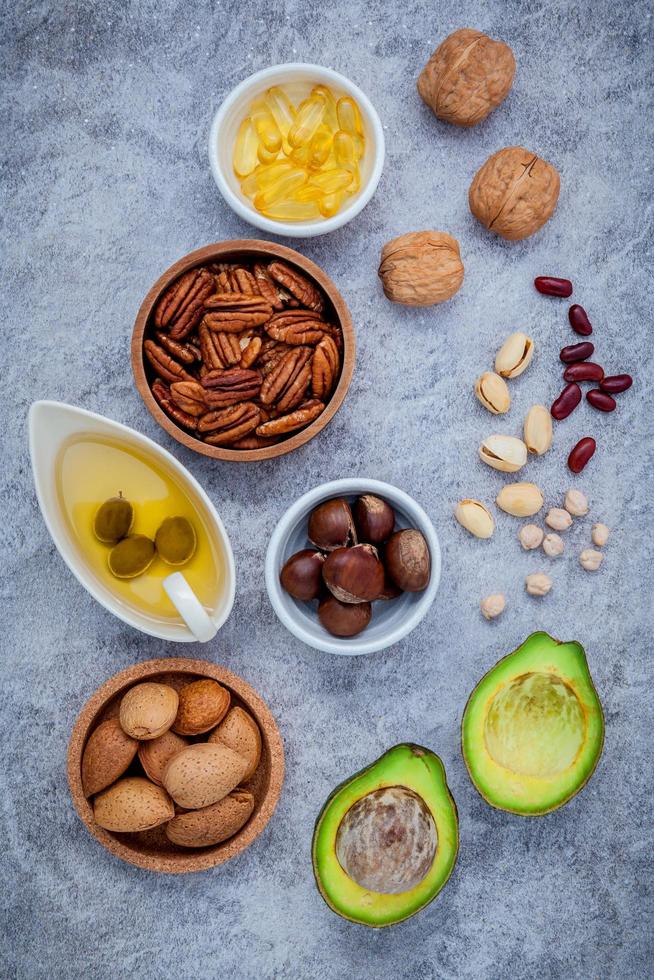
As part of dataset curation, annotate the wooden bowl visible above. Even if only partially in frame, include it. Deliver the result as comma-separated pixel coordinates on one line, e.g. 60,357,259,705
67,658,284,873
131,240,355,462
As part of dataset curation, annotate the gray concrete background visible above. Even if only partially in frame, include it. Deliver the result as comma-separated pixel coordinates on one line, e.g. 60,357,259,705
2,1,653,977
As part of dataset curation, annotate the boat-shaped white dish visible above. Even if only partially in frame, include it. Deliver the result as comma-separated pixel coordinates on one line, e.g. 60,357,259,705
29,401,235,643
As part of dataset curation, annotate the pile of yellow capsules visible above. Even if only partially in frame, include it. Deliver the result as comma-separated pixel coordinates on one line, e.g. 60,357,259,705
233,84,365,222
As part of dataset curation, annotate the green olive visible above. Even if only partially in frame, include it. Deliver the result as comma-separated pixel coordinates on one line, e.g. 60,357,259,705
108,535,155,579
93,493,134,544
154,516,197,566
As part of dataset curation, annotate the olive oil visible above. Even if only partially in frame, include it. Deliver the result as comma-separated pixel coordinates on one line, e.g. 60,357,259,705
56,436,223,622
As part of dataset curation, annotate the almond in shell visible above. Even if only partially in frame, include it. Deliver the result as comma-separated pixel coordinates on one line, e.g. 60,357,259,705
208,706,262,781
138,729,189,786
93,776,174,832
172,679,231,736
81,718,138,797
162,743,249,810
165,789,255,848
119,682,179,740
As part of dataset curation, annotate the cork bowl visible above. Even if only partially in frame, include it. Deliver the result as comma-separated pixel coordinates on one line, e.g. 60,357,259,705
67,658,284,873
131,240,355,462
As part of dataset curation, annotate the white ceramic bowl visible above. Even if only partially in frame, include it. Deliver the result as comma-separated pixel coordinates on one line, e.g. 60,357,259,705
265,479,441,655
209,63,385,238
28,401,236,643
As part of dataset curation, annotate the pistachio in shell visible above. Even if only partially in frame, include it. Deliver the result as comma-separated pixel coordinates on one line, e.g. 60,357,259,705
108,534,155,579
93,493,133,544
154,516,197,566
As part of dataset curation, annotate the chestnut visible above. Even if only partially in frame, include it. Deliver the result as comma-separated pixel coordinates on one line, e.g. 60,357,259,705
308,498,356,551
322,544,385,603
280,549,325,601
353,494,395,544
385,529,430,592
318,595,372,637
376,574,403,600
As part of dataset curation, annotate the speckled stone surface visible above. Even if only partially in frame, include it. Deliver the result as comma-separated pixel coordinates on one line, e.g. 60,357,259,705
2,2,653,978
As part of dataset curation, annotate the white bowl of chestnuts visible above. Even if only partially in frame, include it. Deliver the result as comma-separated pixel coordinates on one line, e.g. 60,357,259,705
265,478,441,655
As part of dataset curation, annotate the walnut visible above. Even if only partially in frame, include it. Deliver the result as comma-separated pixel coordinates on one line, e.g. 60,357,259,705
378,231,464,306
469,146,560,241
418,28,515,127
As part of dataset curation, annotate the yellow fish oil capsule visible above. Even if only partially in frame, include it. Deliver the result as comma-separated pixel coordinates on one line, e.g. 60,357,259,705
288,93,326,148
250,101,282,154
254,168,307,211
254,160,295,189
307,168,353,195
311,84,339,129
293,182,325,203
261,199,321,221
264,86,295,152
333,130,360,192
336,96,364,139
319,192,346,218
233,118,259,178
307,126,333,169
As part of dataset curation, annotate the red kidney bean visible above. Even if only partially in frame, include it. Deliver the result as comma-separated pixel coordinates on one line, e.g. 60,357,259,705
600,373,633,394
551,382,582,420
534,276,573,297
568,437,596,473
560,341,594,363
587,389,616,412
568,304,593,335
563,361,604,382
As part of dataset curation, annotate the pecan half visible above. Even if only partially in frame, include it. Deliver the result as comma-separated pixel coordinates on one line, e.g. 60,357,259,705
266,310,327,346
199,322,241,368
256,399,325,436
199,402,261,445
230,434,281,449
312,336,340,400
239,336,263,369
203,293,273,332
201,367,262,407
233,267,258,295
169,381,208,417
152,380,199,430
258,340,287,373
268,261,324,313
260,347,313,410
253,263,287,310
154,268,215,340
154,331,198,365
144,339,195,383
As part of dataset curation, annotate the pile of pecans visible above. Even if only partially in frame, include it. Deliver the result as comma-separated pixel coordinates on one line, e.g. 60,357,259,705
143,258,343,450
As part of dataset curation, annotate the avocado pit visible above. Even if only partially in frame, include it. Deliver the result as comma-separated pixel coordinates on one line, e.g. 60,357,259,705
335,785,437,895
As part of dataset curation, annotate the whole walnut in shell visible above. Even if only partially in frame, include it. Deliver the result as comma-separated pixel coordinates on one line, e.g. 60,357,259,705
418,28,516,127
378,231,464,306
469,146,560,241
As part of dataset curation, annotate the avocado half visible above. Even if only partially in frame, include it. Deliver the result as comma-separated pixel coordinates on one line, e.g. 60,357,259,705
462,631,604,816
312,744,459,927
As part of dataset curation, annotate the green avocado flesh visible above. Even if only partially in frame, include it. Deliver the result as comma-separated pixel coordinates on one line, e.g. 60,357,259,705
312,744,459,927
462,632,604,816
